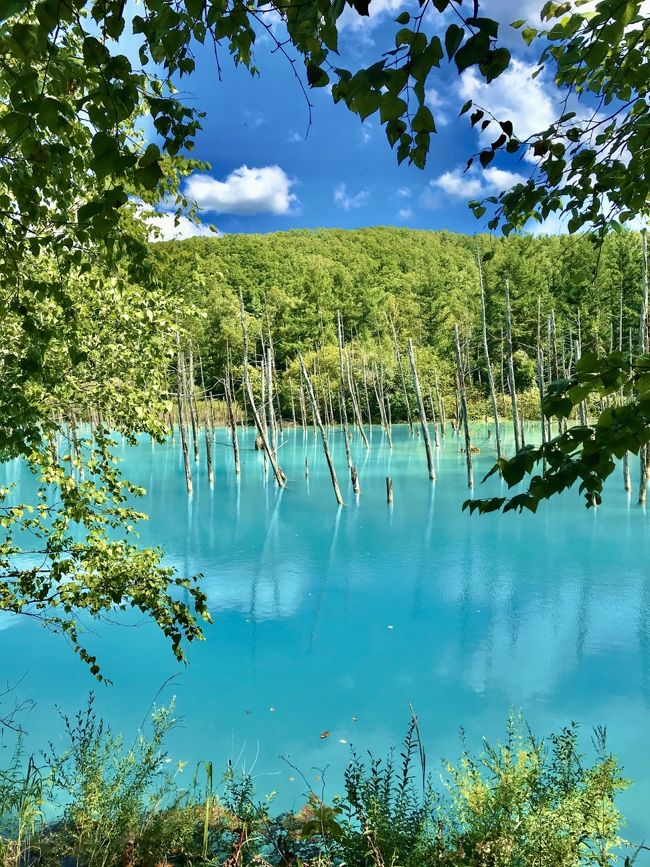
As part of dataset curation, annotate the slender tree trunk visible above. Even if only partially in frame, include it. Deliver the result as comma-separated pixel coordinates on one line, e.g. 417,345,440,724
574,339,588,426
176,351,193,495
639,232,649,504
454,324,473,489
187,343,200,463
537,347,547,472
434,368,446,437
224,376,241,475
198,355,213,484
428,386,440,447
505,280,521,453
407,338,435,481
240,302,285,487
477,249,501,458
266,346,278,459
361,352,373,430
345,347,370,448
299,353,343,505
388,315,413,432
337,313,359,490
298,385,308,431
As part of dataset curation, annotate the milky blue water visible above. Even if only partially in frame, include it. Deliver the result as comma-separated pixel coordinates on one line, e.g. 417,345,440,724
2,423,650,842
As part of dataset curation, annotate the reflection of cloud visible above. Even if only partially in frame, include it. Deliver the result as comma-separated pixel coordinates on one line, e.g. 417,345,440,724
0,612,21,632
200,562,305,620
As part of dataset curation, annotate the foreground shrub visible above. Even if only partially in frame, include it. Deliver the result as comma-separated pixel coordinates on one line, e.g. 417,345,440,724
0,702,635,866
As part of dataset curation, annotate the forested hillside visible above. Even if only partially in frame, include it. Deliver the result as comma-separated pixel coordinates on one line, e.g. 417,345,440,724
155,227,644,419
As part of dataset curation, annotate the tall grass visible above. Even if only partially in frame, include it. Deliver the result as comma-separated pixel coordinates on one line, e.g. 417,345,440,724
0,701,637,866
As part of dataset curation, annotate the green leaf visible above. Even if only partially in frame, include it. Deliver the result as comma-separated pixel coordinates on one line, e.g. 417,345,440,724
444,23,464,60
522,26,538,45
411,105,435,134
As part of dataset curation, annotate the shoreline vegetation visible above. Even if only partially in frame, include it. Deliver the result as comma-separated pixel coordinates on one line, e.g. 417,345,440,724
0,700,633,867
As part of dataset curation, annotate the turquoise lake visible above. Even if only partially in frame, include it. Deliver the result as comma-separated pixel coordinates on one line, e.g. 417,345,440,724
2,422,650,840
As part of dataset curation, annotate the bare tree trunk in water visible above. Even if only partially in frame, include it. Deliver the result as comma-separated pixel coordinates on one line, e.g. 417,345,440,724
454,324,473,489
407,338,435,481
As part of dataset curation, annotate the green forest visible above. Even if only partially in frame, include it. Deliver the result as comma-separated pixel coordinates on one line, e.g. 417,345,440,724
158,226,645,416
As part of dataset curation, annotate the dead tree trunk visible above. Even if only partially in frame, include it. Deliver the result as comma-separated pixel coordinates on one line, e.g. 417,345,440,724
198,355,214,484
187,344,200,463
176,350,193,495
337,313,360,491
428,386,440,447
345,348,370,448
477,249,501,458
266,346,278,460
434,368,446,437
454,324,473,489
224,376,241,475
299,353,343,505
388,316,413,433
407,338,435,481
240,302,285,488
639,232,648,504
361,352,373,430
505,280,521,453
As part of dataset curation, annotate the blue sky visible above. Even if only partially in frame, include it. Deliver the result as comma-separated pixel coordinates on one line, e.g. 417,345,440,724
144,0,564,239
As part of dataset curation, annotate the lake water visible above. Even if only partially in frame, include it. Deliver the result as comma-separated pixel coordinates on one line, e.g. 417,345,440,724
2,422,650,843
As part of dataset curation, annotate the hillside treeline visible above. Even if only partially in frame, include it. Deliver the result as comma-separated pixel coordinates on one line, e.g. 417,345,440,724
153,227,644,420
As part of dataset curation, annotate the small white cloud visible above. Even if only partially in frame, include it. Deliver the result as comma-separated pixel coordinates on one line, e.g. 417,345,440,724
243,109,266,128
527,212,568,236
425,87,450,127
397,187,411,198
287,130,303,144
334,183,369,211
185,166,298,216
420,165,526,207
398,207,414,220
146,212,217,242
360,122,374,145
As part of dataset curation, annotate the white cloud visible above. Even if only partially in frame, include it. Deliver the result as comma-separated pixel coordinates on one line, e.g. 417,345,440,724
396,187,411,198
425,87,450,127
398,207,413,220
242,109,265,129
420,165,527,207
287,130,303,143
360,122,374,145
334,183,369,210
338,0,403,32
458,59,558,154
185,166,298,216
146,212,217,242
